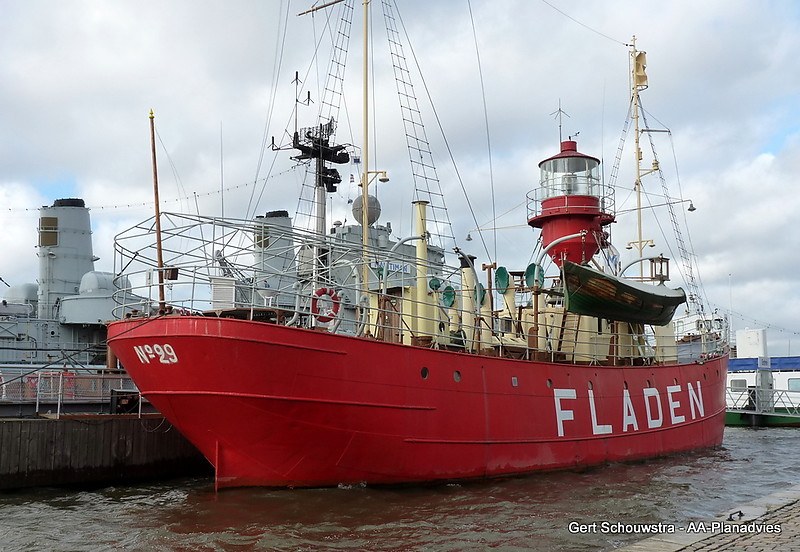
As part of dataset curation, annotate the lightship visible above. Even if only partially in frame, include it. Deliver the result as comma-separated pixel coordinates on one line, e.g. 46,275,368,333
107,3,728,489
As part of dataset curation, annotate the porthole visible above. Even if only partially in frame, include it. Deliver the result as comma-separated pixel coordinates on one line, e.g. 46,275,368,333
511,376,518,387
588,381,594,390
546,379,552,388
646,379,652,388
453,370,462,382
421,367,429,380
623,381,629,390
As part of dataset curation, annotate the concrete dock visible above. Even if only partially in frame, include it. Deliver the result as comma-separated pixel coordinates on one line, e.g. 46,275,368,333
622,484,800,551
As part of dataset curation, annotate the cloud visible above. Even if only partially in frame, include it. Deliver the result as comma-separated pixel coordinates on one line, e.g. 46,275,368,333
2,0,799,353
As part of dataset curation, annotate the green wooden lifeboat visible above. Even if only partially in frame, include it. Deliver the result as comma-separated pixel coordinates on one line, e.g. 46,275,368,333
562,261,686,326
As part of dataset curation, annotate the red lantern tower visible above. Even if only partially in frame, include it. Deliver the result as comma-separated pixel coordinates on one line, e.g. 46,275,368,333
528,140,615,266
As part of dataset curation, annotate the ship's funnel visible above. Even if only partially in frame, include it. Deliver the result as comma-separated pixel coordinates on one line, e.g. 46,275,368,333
459,254,478,352
37,198,95,319
253,210,297,308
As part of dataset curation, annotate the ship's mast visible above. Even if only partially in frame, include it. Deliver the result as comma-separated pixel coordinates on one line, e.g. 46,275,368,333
360,0,371,293
149,109,166,313
628,36,655,280
292,1,354,303
358,0,389,302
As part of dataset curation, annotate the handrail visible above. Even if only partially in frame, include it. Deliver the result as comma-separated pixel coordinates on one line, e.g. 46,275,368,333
726,386,800,417
108,212,726,366
0,369,143,418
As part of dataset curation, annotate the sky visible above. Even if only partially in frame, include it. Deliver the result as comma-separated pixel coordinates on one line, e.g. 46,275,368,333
1,0,799,355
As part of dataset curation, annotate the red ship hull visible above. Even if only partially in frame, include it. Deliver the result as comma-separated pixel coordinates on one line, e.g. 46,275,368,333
107,316,727,489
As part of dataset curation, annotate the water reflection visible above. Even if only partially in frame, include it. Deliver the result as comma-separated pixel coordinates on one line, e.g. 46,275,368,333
1,428,798,551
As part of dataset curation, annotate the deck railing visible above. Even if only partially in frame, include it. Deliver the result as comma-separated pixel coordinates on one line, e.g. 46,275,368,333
0,343,108,367
0,369,141,418
111,212,727,367
726,386,800,415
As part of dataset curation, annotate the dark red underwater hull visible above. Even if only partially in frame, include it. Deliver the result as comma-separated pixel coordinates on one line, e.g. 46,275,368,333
107,316,727,489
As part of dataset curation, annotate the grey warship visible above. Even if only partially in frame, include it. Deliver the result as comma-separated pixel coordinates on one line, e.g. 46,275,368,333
0,199,138,416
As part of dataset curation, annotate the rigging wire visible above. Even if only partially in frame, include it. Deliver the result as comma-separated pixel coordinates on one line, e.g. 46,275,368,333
0,166,304,214
639,107,706,314
659,115,712,311
251,1,343,222
538,0,629,46
382,0,453,248
250,0,292,218
154,128,190,214
315,0,357,184
475,199,527,230
312,7,322,115
713,304,800,338
311,0,355,229
290,1,353,232
258,48,343,226
392,3,491,262
467,0,497,263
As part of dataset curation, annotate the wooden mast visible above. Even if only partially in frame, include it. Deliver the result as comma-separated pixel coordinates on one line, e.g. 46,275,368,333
149,109,166,313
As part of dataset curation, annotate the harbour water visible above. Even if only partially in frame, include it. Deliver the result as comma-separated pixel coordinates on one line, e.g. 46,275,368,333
1,427,798,551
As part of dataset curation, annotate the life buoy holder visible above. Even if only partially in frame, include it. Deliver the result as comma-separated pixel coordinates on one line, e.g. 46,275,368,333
311,287,341,323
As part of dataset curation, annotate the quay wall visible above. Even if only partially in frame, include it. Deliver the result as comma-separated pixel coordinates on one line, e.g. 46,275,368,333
0,414,210,490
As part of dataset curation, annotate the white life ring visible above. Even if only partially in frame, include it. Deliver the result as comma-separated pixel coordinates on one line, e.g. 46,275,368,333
311,287,341,323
